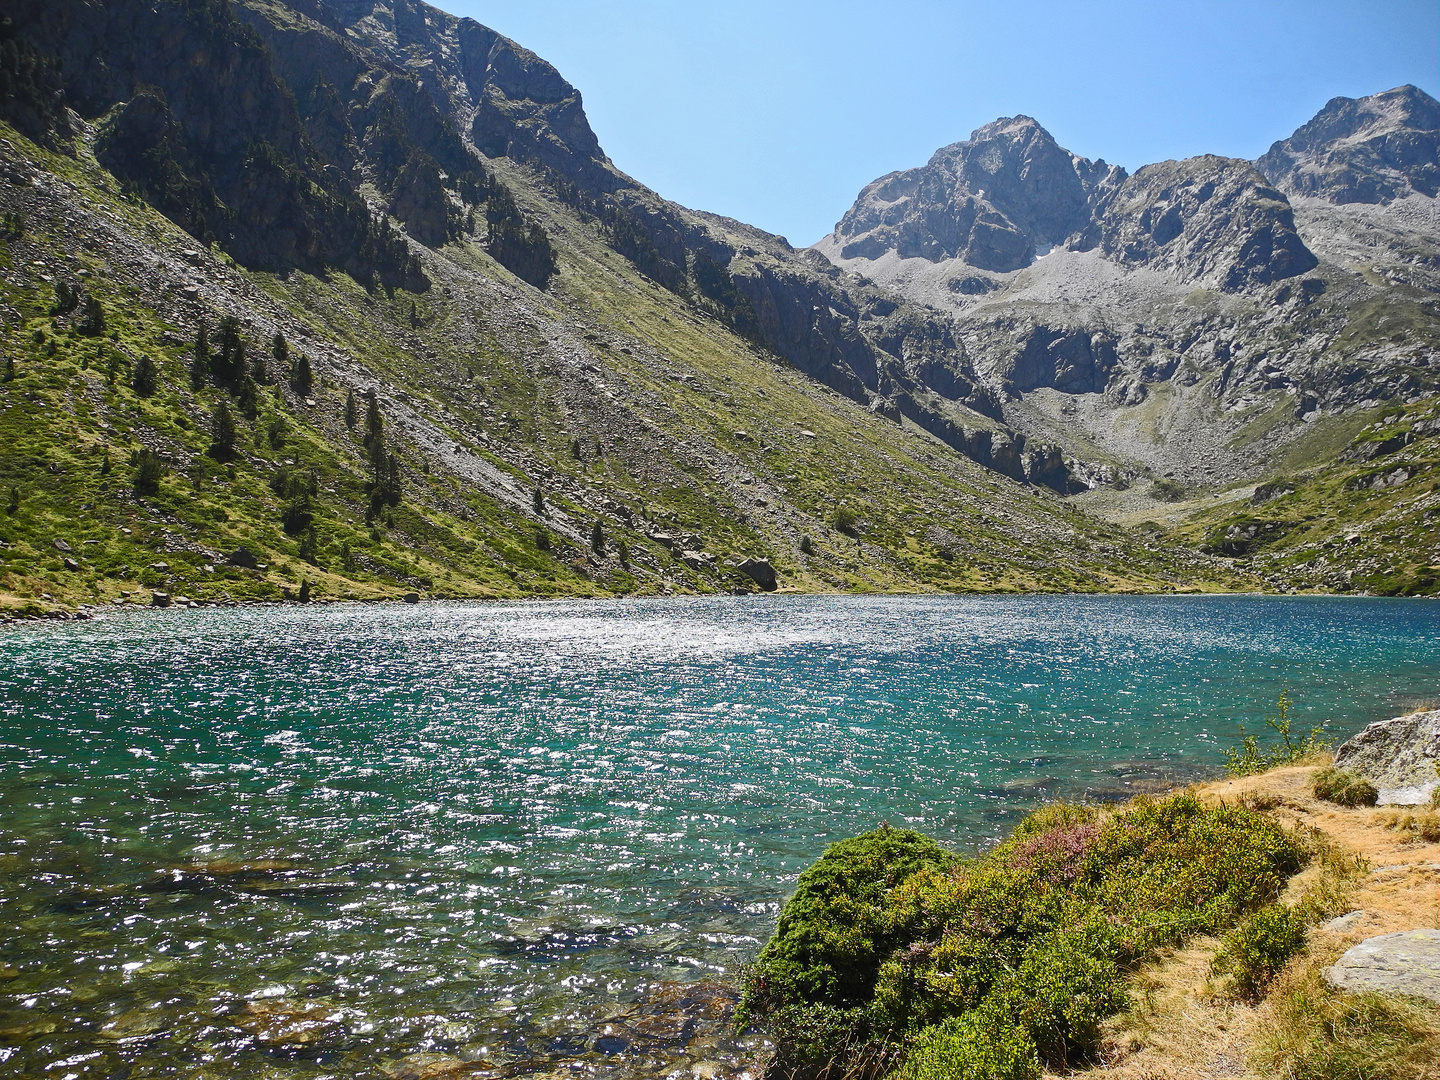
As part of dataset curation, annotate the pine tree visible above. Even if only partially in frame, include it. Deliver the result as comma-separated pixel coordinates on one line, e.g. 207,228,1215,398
270,332,288,384
236,374,259,420
3,356,14,382
131,354,157,397
343,387,357,429
364,391,384,459
590,519,606,556
617,539,629,568
4,486,18,514
532,486,545,515
209,398,237,460
131,448,164,495
77,294,106,336
190,324,211,388
214,315,244,385
291,351,313,397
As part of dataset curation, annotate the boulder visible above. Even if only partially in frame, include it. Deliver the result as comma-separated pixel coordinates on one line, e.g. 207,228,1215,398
52,538,73,553
1334,709,1440,805
62,557,80,572
737,556,778,592
150,590,171,608
403,592,420,604
226,547,259,569
1324,929,1440,1005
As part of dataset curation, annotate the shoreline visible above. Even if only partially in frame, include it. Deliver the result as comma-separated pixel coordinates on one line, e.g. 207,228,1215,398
4,586,1436,628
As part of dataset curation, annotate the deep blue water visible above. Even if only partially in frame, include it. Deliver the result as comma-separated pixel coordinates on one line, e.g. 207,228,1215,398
0,595,1434,1078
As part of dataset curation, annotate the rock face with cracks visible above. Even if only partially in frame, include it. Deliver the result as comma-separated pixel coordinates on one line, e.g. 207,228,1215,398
1334,709,1440,805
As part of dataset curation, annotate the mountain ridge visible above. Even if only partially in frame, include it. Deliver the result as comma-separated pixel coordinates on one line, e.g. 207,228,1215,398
0,0,1435,610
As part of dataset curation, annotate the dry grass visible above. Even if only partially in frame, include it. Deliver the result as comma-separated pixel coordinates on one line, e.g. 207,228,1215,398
1046,764,1440,1080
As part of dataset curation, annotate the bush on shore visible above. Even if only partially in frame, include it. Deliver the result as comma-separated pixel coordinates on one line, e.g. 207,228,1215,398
1312,767,1379,807
739,793,1310,1079
1211,902,1307,1000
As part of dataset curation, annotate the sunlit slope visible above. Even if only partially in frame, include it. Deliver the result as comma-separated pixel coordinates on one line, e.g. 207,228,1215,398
0,127,1253,612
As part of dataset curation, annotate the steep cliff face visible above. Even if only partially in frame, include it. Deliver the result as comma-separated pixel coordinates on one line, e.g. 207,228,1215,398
1257,85,1440,204
7,0,423,288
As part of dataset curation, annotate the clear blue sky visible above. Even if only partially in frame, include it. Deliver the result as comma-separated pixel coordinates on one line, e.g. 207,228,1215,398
445,0,1439,246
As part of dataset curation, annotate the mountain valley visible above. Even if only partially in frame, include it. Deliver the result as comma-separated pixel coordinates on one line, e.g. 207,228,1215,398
0,0,1435,611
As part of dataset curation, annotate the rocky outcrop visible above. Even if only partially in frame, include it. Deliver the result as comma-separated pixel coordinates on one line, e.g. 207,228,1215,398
1334,709,1440,805
1324,930,1440,1004
1078,156,1318,291
1257,85,1440,204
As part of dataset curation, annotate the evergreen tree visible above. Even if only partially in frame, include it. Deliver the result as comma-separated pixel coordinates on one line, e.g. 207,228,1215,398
532,486,545,515
343,387,357,429
363,391,384,459
250,339,267,384
214,315,244,385
291,351,313,397
270,332,289,384
77,294,106,336
590,519,606,556
617,539,629,569
4,486,18,514
131,354,157,397
131,448,164,495
190,323,211,388
3,356,14,382
236,374,259,420
209,397,237,460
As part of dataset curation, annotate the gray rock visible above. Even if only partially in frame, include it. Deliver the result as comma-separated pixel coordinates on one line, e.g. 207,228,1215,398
736,557,778,592
1335,710,1440,805
402,592,420,604
52,538,73,553
1323,910,1366,932
150,590,171,608
1324,929,1440,1004
226,547,259,569
62,557,80,572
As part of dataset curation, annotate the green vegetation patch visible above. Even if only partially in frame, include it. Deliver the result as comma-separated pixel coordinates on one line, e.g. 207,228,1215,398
739,793,1309,1078
1311,767,1378,808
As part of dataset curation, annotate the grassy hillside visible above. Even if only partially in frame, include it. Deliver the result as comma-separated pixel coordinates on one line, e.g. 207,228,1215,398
0,125,1254,615
1170,400,1440,596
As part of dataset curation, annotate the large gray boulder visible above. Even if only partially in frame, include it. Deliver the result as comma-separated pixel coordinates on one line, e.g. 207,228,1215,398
1334,709,1440,805
1324,929,1440,1005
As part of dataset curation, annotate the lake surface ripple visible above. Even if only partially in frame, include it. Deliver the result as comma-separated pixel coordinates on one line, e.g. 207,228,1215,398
0,595,1434,1078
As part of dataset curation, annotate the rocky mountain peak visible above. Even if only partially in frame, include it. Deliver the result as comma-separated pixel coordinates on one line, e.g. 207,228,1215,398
1255,84,1439,204
1077,154,1318,290
820,114,1124,274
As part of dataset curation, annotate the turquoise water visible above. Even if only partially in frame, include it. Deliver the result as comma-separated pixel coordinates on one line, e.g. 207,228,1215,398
0,595,1435,1078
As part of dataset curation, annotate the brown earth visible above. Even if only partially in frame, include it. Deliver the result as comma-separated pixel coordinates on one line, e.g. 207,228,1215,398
1060,763,1439,1079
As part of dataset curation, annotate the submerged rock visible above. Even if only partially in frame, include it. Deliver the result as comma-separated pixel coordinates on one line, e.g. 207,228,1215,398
1324,929,1440,1004
1334,709,1440,805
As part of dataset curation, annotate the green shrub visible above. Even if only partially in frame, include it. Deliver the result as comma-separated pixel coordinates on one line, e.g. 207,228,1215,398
1312,768,1378,808
896,1009,1039,1080
1224,691,1332,777
743,794,1309,1076
1212,903,1306,1000
738,824,958,1024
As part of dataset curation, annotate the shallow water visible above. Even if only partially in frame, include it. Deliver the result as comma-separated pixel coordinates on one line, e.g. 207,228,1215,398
0,594,1434,1078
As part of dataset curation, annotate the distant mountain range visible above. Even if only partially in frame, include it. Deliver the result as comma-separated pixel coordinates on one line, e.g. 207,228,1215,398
0,0,1435,606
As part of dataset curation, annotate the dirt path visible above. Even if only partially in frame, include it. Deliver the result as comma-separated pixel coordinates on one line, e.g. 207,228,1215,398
1059,764,1439,1080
